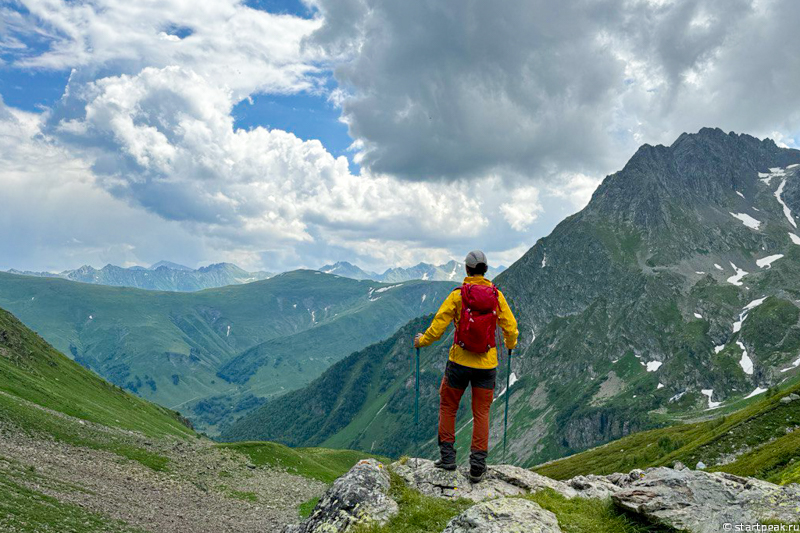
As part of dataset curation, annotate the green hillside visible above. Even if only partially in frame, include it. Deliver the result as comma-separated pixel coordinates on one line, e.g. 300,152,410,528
0,305,392,532
534,379,800,485
0,307,192,439
0,270,454,431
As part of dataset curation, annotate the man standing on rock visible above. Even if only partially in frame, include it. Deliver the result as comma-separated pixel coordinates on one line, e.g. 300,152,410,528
414,250,518,483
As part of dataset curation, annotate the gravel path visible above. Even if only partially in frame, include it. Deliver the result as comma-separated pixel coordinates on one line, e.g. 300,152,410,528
0,398,326,533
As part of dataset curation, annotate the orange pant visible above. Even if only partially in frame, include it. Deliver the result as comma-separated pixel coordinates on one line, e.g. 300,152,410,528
438,361,496,465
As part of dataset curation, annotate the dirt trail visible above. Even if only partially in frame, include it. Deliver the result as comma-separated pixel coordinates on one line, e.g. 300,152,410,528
0,404,326,533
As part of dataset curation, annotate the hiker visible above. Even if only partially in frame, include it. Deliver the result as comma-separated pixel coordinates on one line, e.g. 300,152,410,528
414,250,518,483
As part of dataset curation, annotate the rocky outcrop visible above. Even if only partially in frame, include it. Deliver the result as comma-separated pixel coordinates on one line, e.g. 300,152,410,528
612,466,800,532
390,458,577,502
283,459,398,533
442,498,562,533
565,469,644,499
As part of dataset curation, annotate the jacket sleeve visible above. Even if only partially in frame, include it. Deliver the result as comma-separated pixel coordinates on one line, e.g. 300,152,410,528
418,291,458,347
497,290,519,350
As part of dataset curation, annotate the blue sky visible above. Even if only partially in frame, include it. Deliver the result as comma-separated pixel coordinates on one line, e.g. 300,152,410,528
1,0,799,273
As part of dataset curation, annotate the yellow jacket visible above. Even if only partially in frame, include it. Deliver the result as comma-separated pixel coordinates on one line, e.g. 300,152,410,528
418,276,518,369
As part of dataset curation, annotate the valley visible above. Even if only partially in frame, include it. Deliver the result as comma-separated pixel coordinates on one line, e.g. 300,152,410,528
0,270,455,433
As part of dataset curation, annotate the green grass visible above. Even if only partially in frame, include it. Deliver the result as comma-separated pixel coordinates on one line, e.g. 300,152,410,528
217,441,390,483
524,489,676,533
299,496,320,518
0,307,193,439
534,379,800,483
353,472,471,533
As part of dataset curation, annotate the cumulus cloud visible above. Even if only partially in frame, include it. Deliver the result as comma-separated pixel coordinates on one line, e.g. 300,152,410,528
4,0,800,273
307,0,800,186
4,0,320,99
500,187,543,232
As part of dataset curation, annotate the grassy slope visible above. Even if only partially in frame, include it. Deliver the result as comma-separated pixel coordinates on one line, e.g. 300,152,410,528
534,378,800,484
0,305,395,529
0,271,453,430
217,441,388,484
0,307,192,439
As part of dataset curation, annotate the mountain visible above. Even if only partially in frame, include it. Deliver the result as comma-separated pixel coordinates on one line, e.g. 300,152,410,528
150,260,193,270
223,128,800,467
0,269,454,433
319,261,380,280
5,261,274,292
318,260,507,282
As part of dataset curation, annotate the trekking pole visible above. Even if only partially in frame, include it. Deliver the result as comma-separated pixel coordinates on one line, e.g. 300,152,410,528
415,348,420,425
503,348,513,463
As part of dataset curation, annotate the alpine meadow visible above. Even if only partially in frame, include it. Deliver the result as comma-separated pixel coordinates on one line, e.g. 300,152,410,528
3,1,800,532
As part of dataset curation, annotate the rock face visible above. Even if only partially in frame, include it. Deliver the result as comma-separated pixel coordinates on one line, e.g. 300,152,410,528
391,458,577,502
283,459,398,533
442,498,562,533
612,466,800,532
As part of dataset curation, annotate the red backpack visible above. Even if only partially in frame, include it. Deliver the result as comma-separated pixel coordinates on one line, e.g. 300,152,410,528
453,283,499,353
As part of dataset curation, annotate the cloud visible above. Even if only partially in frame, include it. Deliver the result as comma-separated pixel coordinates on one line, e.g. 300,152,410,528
500,187,543,232
5,0,800,273
306,0,799,186
4,0,321,99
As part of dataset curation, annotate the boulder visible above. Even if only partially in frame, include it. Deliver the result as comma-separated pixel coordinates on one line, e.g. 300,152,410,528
390,458,576,502
283,459,398,533
611,466,800,532
779,393,799,404
442,498,562,533
565,470,643,499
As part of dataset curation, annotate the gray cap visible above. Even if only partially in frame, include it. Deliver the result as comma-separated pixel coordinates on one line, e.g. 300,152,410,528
465,250,488,268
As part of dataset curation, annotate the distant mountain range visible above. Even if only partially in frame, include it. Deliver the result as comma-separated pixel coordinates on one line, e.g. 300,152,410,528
318,260,506,282
6,262,274,292
6,259,505,292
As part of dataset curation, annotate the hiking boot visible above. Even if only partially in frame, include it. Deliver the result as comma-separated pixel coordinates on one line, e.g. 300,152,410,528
469,465,486,483
434,459,457,471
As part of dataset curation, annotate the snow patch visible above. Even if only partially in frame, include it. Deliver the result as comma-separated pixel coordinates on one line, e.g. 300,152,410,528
788,164,800,169
422,272,429,280
736,191,745,198
669,391,687,403
790,233,800,246
226,325,230,337
421,293,427,303
714,263,724,271
375,284,402,293
737,340,754,375
780,355,800,373
729,212,761,229
495,372,519,400
541,255,547,268
644,360,663,372
88,315,93,320
714,344,725,354
657,383,665,389
695,271,705,275
745,387,767,399
726,263,748,286
701,389,721,409
756,254,783,268
775,179,797,228
733,296,767,333
694,312,703,319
